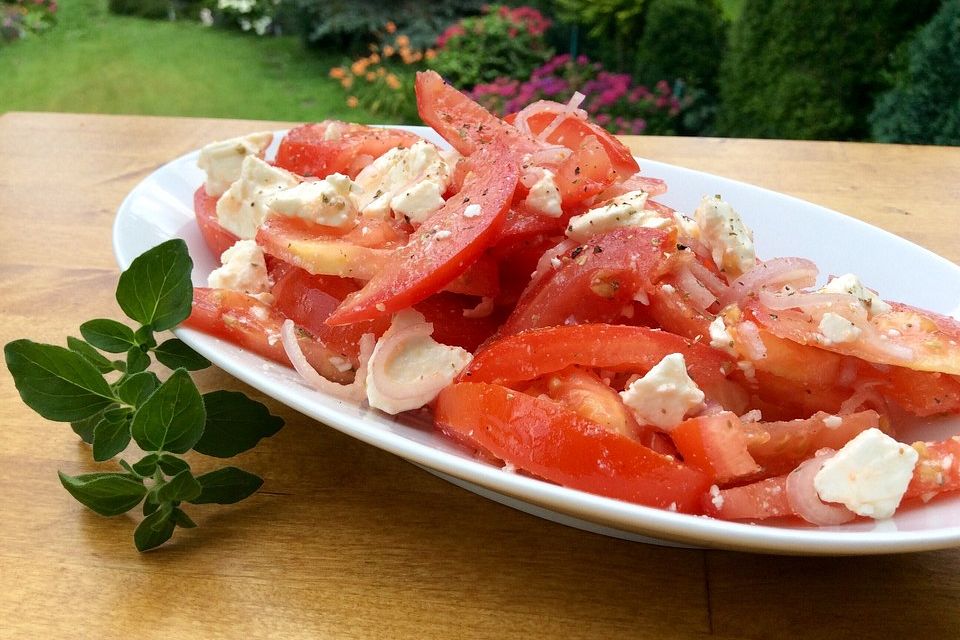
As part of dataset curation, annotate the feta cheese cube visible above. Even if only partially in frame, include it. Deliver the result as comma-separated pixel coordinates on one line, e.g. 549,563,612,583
365,310,473,414
207,239,273,303
566,190,669,242
814,428,919,519
216,155,299,239
524,168,563,218
708,316,737,356
197,131,273,197
619,353,705,429
818,312,862,345
820,273,893,317
267,173,359,229
354,140,451,223
694,196,756,278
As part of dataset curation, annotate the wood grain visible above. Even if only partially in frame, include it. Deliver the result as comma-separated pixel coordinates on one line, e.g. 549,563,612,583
1,112,959,640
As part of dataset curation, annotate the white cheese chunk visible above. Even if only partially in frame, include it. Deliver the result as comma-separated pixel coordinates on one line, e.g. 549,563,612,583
267,173,359,229
566,190,669,242
818,312,862,345
365,310,473,415
708,316,737,356
524,168,563,218
207,239,273,303
216,155,299,239
197,131,273,197
619,353,705,429
694,196,756,278
814,428,918,519
820,273,893,318
354,140,451,223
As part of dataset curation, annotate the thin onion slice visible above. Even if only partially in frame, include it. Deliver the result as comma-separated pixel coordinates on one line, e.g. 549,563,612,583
758,288,857,312
786,451,856,525
719,258,819,308
367,321,452,403
737,320,768,361
280,319,373,401
686,259,729,299
674,266,716,311
530,239,578,286
536,92,587,144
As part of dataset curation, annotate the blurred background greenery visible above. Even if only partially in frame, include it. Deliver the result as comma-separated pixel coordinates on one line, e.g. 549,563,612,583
1,0,957,144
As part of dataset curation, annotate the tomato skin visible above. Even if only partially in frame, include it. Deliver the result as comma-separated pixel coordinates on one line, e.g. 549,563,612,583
670,413,761,484
275,122,422,179
184,287,353,383
542,367,643,439
463,323,748,413
500,227,677,336
414,293,504,352
878,367,960,417
702,476,792,521
194,186,239,258
905,437,960,501
326,142,518,325
435,382,711,513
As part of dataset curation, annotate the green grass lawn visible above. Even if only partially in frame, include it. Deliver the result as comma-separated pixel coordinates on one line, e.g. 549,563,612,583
0,0,382,122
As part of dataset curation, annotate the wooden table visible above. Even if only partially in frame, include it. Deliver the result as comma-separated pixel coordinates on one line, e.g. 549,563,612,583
2,112,959,639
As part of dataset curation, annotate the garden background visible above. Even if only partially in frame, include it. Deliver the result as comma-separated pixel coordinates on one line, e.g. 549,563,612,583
1,0,957,145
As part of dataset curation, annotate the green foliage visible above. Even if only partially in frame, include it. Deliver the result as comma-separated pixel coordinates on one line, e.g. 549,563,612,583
107,0,173,19
291,0,484,52
555,0,646,72
5,239,285,551
634,0,726,93
718,0,940,140
870,0,960,146
431,5,554,89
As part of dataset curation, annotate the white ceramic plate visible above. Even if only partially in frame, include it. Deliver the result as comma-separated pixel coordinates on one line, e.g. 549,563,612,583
113,126,960,555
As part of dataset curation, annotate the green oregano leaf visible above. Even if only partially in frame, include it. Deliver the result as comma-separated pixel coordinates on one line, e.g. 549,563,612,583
130,369,205,454
67,336,114,373
153,338,210,371
116,239,193,331
79,319,137,353
58,471,146,516
190,467,263,505
125,346,150,375
194,391,284,458
92,412,132,462
157,469,202,503
134,508,176,552
115,371,159,407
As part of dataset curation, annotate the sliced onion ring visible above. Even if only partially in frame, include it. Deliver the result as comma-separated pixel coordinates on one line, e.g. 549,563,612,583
786,451,856,525
719,257,818,308
280,319,373,401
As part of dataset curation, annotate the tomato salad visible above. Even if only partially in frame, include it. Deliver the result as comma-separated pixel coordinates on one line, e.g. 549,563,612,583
185,70,960,526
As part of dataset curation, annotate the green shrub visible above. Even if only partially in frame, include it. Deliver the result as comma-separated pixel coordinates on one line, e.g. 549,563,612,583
431,5,554,88
290,0,484,52
870,0,960,146
718,0,940,140
555,0,647,73
634,0,726,93
108,0,171,19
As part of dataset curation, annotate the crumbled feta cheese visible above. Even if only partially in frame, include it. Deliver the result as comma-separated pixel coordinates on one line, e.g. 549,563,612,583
197,131,273,197
524,168,563,218
463,203,482,218
323,121,347,141
709,484,724,510
820,273,893,318
709,316,737,356
207,239,273,303
814,428,919,519
661,283,676,294
354,140,451,223
328,356,353,373
433,229,452,240
818,312,862,345
216,155,299,239
365,310,473,414
693,195,756,278
619,353,705,429
823,415,843,429
267,173,359,229
566,190,669,242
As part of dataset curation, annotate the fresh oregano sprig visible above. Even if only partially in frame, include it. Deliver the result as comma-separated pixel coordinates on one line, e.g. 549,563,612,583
4,239,283,551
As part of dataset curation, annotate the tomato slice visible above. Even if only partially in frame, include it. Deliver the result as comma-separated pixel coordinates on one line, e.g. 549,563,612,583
256,215,500,298
326,143,518,324
702,476,791,521
463,323,748,412
499,227,676,336
184,287,353,383
540,367,643,439
905,437,960,502
194,186,239,258
435,382,711,513
275,121,422,179
670,412,761,484
415,70,541,158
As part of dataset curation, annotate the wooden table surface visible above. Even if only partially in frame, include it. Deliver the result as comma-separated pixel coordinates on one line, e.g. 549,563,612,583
2,111,960,640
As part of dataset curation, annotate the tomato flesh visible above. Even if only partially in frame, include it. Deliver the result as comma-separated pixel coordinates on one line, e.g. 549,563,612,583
670,412,761,484
435,382,711,512
276,121,422,179
194,186,239,258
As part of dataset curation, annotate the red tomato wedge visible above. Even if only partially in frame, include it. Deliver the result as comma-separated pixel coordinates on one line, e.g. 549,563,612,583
256,215,500,298
435,382,711,513
670,412,761,484
415,70,541,158
275,121,422,179
326,143,518,324
462,323,747,412
499,227,676,336
184,287,353,383
702,476,791,521
193,186,239,258
905,437,960,501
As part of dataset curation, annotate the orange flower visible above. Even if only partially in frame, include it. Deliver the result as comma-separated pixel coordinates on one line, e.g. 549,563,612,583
346,96,359,108
396,34,410,48
365,71,376,81
425,49,436,61
341,77,353,89
329,67,346,79
369,53,380,64
383,45,395,57
351,59,368,75
377,67,386,77
385,21,396,34
386,73,401,90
